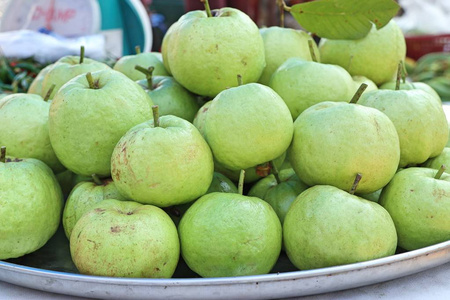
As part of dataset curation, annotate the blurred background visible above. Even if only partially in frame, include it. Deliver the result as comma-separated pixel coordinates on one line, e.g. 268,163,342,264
0,0,448,92
0,0,448,59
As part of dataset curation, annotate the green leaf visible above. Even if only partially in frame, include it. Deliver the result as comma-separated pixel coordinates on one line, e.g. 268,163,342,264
289,0,400,40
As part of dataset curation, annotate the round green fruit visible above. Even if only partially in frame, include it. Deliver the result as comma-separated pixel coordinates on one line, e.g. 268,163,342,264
49,69,153,177
114,52,168,81
70,199,179,278
319,20,406,85
166,8,265,97
269,58,355,119
258,26,320,85
248,168,308,223
197,83,293,170
41,56,110,99
111,115,214,207
0,93,65,173
178,192,282,277
0,157,63,259
359,89,448,167
288,101,400,194
137,75,199,123
379,167,450,250
62,176,128,239
284,185,397,270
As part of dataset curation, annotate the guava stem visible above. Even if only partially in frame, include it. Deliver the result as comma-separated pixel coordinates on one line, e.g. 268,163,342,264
350,83,368,104
79,45,85,64
201,0,213,18
276,0,285,27
238,169,245,195
86,72,98,89
270,160,281,184
0,146,5,163
91,174,103,185
349,173,362,195
152,105,160,127
237,74,243,86
434,165,446,179
308,40,318,62
135,65,155,89
278,0,291,12
395,61,402,90
43,84,56,101
135,45,141,54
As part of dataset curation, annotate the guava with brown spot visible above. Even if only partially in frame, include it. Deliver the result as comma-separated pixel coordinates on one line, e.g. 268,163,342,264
111,115,214,207
70,199,180,278
62,175,128,239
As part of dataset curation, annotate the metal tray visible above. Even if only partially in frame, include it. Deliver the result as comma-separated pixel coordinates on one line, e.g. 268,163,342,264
0,227,449,300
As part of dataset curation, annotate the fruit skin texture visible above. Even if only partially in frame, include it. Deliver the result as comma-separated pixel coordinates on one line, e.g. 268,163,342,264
166,8,265,97
359,89,448,167
62,179,128,239
283,185,397,270
48,69,153,177
114,52,168,81
288,101,400,194
41,56,111,99
258,26,320,86
198,83,293,171
379,167,450,250
111,115,214,207
0,93,65,173
0,158,63,260
178,192,282,277
319,20,406,86
70,199,180,278
269,58,355,120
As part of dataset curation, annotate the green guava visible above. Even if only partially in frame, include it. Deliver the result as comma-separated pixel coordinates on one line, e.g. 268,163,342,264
111,115,214,207
288,101,400,194
48,69,153,177
178,192,282,277
70,199,179,278
0,93,65,173
0,157,63,259
62,176,128,239
166,8,265,97
283,185,397,270
379,167,450,250
198,83,293,171
319,20,406,85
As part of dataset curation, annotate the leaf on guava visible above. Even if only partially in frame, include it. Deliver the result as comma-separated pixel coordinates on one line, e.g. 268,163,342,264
289,0,400,40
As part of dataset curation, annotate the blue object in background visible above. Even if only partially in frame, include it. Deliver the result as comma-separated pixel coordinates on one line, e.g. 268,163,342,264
97,0,152,56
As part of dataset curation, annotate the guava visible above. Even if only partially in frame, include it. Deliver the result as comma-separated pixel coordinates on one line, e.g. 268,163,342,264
0,157,63,259
70,199,179,278
178,192,282,277
283,185,397,270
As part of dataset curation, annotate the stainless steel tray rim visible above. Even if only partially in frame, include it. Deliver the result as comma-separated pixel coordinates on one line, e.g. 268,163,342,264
1,239,449,286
